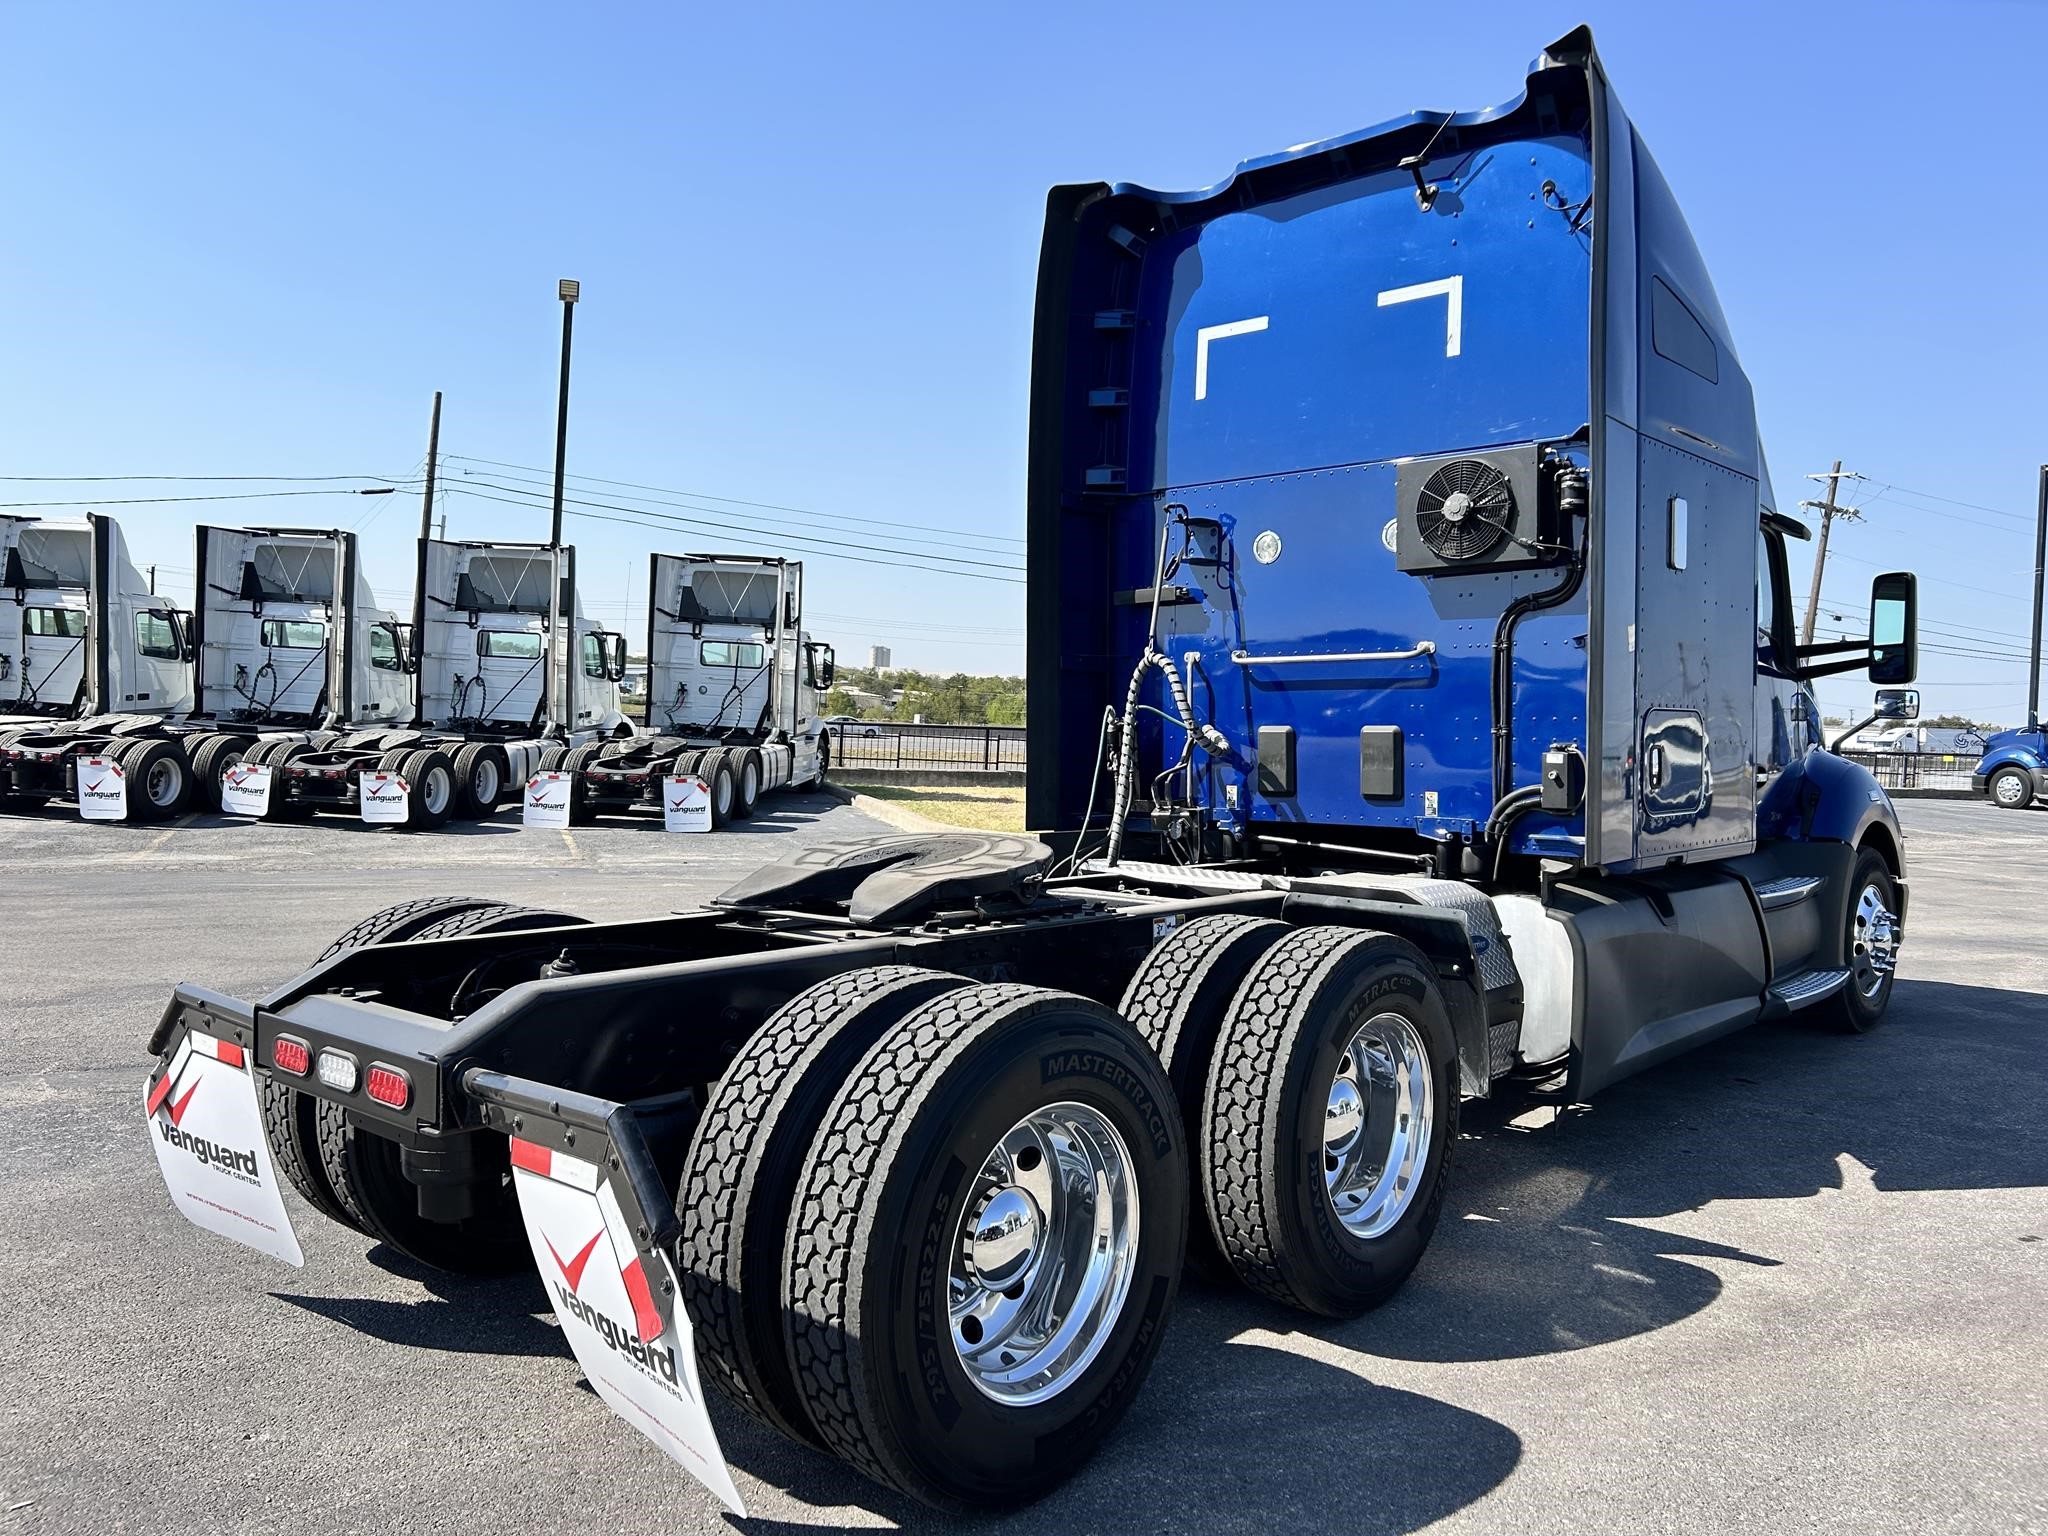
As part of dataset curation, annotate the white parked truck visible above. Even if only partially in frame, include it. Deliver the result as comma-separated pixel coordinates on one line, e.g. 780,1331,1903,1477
259,537,632,826
0,519,402,819
548,552,832,823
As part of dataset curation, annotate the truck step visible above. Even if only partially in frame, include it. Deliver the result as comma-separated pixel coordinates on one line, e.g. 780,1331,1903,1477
1081,858,1273,891
1763,966,1850,1014
1752,875,1825,911
1487,1018,1521,1078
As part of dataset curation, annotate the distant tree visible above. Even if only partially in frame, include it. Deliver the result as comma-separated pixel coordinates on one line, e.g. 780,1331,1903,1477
1925,713,1990,731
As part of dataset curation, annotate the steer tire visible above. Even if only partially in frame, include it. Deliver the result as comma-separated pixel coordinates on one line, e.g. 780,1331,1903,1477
1118,913,1290,1274
678,965,974,1446
307,900,591,1272
1818,845,1901,1035
1989,766,2033,810
1202,925,1458,1318
263,896,512,1234
784,983,1187,1510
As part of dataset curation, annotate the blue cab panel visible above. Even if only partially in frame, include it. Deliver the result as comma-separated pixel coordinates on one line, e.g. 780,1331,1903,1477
1027,28,1786,873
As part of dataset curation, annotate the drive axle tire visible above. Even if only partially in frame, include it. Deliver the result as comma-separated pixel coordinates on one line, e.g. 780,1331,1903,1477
1820,845,1902,1034
705,752,738,829
784,983,1187,1511
451,742,505,819
264,896,512,1234
189,734,248,812
1202,925,1458,1318
677,965,973,1445
403,748,456,829
305,900,591,1271
731,750,762,819
116,737,190,820
562,742,601,825
1989,766,2033,810
1118,913,1290,1273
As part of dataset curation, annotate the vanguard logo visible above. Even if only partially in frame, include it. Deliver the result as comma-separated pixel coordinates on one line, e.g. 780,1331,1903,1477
365,781,403,801
80,776,122,800
553,1280,680,1387
157,1114,262,1183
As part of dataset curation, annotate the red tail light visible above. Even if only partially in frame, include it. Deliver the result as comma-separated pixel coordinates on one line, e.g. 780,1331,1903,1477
272,1036,310,1077
364,1064,410,1109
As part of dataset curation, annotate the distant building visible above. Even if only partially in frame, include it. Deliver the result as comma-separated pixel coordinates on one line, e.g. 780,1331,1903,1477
867,645,892,670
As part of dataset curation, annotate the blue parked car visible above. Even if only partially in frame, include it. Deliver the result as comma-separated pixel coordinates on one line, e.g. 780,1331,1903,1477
1972,726,2047,808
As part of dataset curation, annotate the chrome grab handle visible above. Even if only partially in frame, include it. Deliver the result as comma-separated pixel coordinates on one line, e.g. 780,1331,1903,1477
1229,642,1436,667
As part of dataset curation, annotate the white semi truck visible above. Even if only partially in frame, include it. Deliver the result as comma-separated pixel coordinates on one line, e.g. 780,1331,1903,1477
0,519,402,819
547,552,831,823
259,537,632,826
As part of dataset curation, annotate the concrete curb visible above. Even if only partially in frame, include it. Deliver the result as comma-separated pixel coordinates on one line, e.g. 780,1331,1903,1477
820,783,967,834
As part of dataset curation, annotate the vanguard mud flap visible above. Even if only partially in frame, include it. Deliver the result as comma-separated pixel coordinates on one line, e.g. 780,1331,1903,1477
465,1069,745,1516
145,1012,304,1266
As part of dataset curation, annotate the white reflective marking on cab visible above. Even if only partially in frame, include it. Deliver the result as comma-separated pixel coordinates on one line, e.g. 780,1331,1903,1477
1193,316,1269,400
1377,275,1463,357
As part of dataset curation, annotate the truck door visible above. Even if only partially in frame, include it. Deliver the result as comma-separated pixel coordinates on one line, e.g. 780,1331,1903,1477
19,603,88,710
1631,441,1757,861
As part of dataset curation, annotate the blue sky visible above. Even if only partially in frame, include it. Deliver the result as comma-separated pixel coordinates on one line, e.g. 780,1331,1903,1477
5,2,2044,723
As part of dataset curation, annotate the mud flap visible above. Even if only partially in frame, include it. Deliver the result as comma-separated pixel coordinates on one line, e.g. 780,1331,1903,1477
467,1070,745,1516
358,771,410,823
145,1023,304,1266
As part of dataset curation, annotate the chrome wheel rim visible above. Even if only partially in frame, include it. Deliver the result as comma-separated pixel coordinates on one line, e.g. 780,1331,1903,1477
423,767,451,816
1850,881,1899,998
146,759,181,807
715,771,732,817
1324,1012,1434,1240
473,757,500,806
743,761,758,801
1994,773,2027,806
948,1101,1139,1406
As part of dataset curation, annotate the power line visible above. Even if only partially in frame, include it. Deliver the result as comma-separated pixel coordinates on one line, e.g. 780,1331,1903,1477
1848,474,2032,524
0,472,421,485
444,477,1025,574
1826,550,2031,603
443,453,1025,548
444,486,1026,585
0,486,422,508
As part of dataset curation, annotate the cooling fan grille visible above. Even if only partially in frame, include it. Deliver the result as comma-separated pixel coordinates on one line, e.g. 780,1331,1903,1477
1415,458,1515,561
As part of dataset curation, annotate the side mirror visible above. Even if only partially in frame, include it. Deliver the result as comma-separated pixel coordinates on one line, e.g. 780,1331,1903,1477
1874,687,1919,722
807,643,835,690
1868,571,1917,685
607,633,627,682
396,622,420,674
174,609,195,663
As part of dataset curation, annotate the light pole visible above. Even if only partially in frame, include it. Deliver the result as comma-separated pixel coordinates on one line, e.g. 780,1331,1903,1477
550,279,579,548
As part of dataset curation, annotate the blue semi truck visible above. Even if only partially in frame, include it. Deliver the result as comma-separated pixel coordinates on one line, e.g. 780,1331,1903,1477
142,28,1920,1514
1972,725,2047,807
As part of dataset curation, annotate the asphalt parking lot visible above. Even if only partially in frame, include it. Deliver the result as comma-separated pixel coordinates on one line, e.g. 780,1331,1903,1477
1,797,2043,1534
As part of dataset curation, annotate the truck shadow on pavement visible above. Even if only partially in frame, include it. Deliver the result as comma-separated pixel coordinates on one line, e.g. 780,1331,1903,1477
1342,976,2046,1365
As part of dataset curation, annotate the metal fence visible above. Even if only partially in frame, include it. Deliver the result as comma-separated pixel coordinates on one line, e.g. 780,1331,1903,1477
827,722,1027,772
1836,750,1978,793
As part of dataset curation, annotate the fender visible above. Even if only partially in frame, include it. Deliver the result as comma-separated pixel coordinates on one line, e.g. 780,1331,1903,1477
1762,746,1906,879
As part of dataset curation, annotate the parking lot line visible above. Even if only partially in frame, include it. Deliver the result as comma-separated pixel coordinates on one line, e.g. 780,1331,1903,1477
124,814,196,860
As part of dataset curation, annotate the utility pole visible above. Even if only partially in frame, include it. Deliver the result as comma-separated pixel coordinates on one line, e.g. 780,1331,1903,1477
2029,463,2046,730
418,390,442,543
1798,461,1859,646
146,565,155,594
550,279,579,549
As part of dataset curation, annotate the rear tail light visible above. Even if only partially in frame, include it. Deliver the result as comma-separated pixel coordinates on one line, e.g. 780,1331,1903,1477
272,1036,310,1077
364,1064,410,1110
315,1048,358,1093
